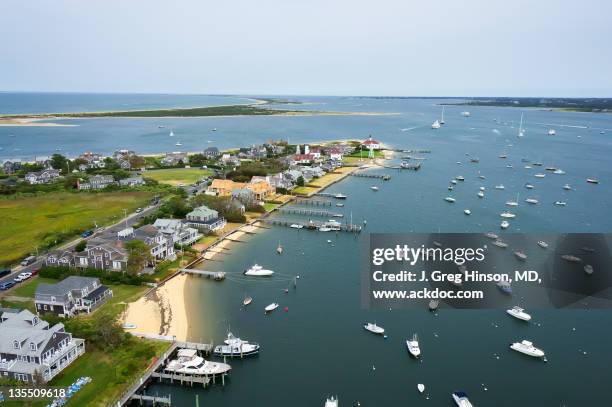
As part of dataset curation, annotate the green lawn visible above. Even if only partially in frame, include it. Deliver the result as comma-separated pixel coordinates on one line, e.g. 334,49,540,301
9,277,58,298
263,202,280,212
0,191,155,267
142,168,212,186
347,149,384,158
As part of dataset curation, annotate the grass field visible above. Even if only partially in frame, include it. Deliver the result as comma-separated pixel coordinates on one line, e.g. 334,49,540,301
142,168,212,186
9,277,58,298
0,191,155,266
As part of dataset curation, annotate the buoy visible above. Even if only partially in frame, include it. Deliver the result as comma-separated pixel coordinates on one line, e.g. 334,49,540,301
284,307,289,312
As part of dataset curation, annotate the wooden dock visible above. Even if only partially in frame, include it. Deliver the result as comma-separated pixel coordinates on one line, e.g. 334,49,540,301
180,268,226,280
277,207,343,218
315,192,347,199
293,198,332,206
262,219,361,233
151,372,211,387
350,172,391,180
130,393,172,405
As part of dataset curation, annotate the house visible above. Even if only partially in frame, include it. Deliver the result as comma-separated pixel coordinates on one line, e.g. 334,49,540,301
301,166,325,180
2,160,22,174
113,150,135,169
119,176,145,187
24,169,61,184
238,146,267,160
77,174,115,190
34,276,113,317
231,188,256,204
326,147,343,161
207,179,247,197
220,154,241,167
308,146,322,159
247,178,276,201
153,219,201,246
124,225,175,260
71,238,129,272
44,251,75,268
285,169,312,184
203,147,220,159
293,154,315,165
361,136,381,150
161,152,189,167
78,152,105,170
0,308,85,382
268,172,295,190
185,205,227,232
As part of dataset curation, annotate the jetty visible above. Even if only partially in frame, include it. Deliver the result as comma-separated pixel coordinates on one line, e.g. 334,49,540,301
277,207,343,218
262,219,362,233
349,172,391,180
179,268,226,280
293,198,332,206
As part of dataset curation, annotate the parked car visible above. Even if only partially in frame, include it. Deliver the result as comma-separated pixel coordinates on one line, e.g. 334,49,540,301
20,256,36,266
30,267,41,276
135,207,143,213
81,230,94,238
0,269,11,278
0,281,15,290
14,272,32,282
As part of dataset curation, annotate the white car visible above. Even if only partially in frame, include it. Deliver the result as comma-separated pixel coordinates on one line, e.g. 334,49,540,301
14,272,32,282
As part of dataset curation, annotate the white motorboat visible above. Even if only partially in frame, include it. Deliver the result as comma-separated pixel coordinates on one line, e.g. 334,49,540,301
452,391,474,407
244,264,274,276
364,322,385,335
534,173,546,178
461,111,471,117
479,186,485,191
485,232,499,240
507,306,532,321
492,240,508,248
175,142,183,146
448,185,454,191
451,179,458,184
428,299,439,311
499,154,507,159
336,203,344,207
500,220,510,229
165,349,231,376
514,250,527,261
325,396,338,407
525,198,539,204
418,383,425,393
525,183,535,189
243,296,253,306
318,226,332,232
464,209,471,215
214,332,260,357
495,184,505,190
506,164,513,168
431,119,441,129
265,303,279,313
371,186,379,191
444,197,456,203
510,340,545,358
290,224,304,229
563,184,572,190
554,201,567,206
553,169,566,175
477,191,485,198
524,165,532,169
537,241,549,249
586,178,599,184
335,193,347,199
584,264,594,275
406,334,421,357
456,175,465,181
500,212,516,219
561,254,582,263
548,129,556,136
478,175,486,179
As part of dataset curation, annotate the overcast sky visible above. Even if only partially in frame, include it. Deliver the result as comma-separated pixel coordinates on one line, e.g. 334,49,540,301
1,0,610,97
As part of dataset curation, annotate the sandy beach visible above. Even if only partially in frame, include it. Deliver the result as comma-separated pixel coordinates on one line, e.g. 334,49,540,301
0,117,77,127
123,273,189,341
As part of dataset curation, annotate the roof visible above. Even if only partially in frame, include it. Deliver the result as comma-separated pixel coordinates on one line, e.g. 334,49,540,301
362,138,380,145
294,154,314,161
187,205,219,219
35,276,99,298
210,179,247,191
204,146,219,152
132,225,161,240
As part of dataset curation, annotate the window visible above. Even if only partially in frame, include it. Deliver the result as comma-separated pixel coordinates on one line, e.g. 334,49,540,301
32,316,38,325
29,342,36,351
13,340,19,349
51,296,56,302
43,304,48,310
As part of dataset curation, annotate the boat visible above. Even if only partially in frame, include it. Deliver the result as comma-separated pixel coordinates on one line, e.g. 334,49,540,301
524,165,532,169
470,158,479,163
169,131,174,137
335,193,347,199
506,193,519,207
290,224,304,229
243,296,253,306
122,323,137,329
492,240,508,248
431,119,441,129
534,173,546,178
554,201,567,206
371,186,379,191
545,166,557,171
444,197,456,203
563,184,572,190
514,250,528,261
525,198,539,204
456,175,465,181
158,125,165,128
533,162,543,166
494,184,505,190
510,340,545,358
165,349,231,376
477,191,485,198
561,254,582,263
498,154,507,159
586,178,599,184
485,232,499,240
507,306,532,321
318,226,332,232
500,220,510,229
440,106,445,124
525,183,535,189
478,175,486,179
406,334,421,357
553,169,566,175
175,142,183,146
213,332,260,357
363,322,385,335
452,391,474,407
584,264,594,275
325,396,338,407
335,203,344,207
497,280,512,294
500,212,516,219
277,242,283,254
451,179,457,184
428,299,439,311
548,129,556,136
479,186,485,191
461,111,471,117
244,264,274,276
418,384,425,394
537,241,549,248
517,113,525,137
448,186,454,191
464,209,471,215
506,164,513,168
212,128,217,131
265,303,279,313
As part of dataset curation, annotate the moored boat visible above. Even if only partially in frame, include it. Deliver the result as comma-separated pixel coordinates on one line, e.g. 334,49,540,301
510,340,545,358
265,303,279,313
243,296,253,306
364,322,385,335
244,264,274,276
165,349,231,376
324,396,338,407
452,391,474,407
213,332,260,357
537,241,549,248
406,334,421,357
507,306,532,321
497,280,512,294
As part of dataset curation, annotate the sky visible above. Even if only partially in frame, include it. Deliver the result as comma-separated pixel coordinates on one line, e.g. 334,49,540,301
1,0,611,97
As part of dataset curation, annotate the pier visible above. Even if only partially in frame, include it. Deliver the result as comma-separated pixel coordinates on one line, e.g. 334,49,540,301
315,192,347,199
130,394,172,406
277,207,343,218
293,198,333,206
262,219,362,233
349,172,391,180
179,269,226,280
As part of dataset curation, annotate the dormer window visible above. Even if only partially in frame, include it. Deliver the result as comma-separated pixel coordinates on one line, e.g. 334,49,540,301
13,340,19,349
32,316,38,325
29,342,36,351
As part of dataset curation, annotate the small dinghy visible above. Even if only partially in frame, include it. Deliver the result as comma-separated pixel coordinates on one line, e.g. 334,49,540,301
418,383,425,394
265,303,279,313
243,296,253,306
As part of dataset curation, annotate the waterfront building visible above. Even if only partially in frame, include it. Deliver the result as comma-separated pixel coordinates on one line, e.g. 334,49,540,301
361,136,381,150
119,176,145,187
34,276,113,317
77,174,116,190
185,205,227,232
24,169,61,184
153,218,201,246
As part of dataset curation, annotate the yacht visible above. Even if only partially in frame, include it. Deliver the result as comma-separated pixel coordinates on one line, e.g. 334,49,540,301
175,142,183,146
431,119,441,129
452,391,474,407
548,129,556,136
213,332,260,357
243,296,253,306
290,224,304,229
586,178,599,184
265,303,279,313
500,212,516,219
364,322,385,335
500,220,510,229
553,169,566,175
534,173,546,178
514,250,528,261
525,198,539,204
525,183,535,189
244,264,274,276
494,184,505,190
497,280,512,294
492,240,508,248
561,254,582,263
461,111,471,117
444,197,456,203
506,193,520,207
510,340,545,358
517,113,525,138
584,264,594,275
507,306,532,321
554,201,567,206
537,241,549,249
325,396,338,407
335,193,347,199
371,186,379,191
165,349,231,376
464,209,471,215
456,175,465,181
406,334,421,358
477,191,485,198
485,232,499,240
563,184,572,190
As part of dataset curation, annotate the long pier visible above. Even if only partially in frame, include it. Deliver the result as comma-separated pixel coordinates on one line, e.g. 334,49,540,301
349,172,391,180
293,198,333,206
130,394,172,405
180,268,226,280
262,219,362,233
277,207,343,218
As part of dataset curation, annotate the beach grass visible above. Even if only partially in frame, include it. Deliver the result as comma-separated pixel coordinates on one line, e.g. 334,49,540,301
142,168,212,186
0,191,155,267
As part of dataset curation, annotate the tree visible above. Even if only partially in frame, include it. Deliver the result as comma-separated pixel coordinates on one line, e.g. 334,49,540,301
129,155,146,169
50,154,68,172
296,176,304,187
75,240,87,252
125,240,153,275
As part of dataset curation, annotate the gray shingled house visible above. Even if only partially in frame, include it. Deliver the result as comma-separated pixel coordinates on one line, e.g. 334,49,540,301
34,276,113,317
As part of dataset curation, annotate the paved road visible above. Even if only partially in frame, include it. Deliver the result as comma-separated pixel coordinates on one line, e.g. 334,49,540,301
0,203,159,289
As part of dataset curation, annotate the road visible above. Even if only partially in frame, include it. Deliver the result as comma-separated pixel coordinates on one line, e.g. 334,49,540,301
0,203,160,288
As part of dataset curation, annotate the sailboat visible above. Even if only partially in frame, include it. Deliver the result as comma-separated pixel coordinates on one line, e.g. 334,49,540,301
431,119,441,129
169,131,174,137
276,241,283,254
440,106,445,125
517,113,525,138
506,193,519,207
